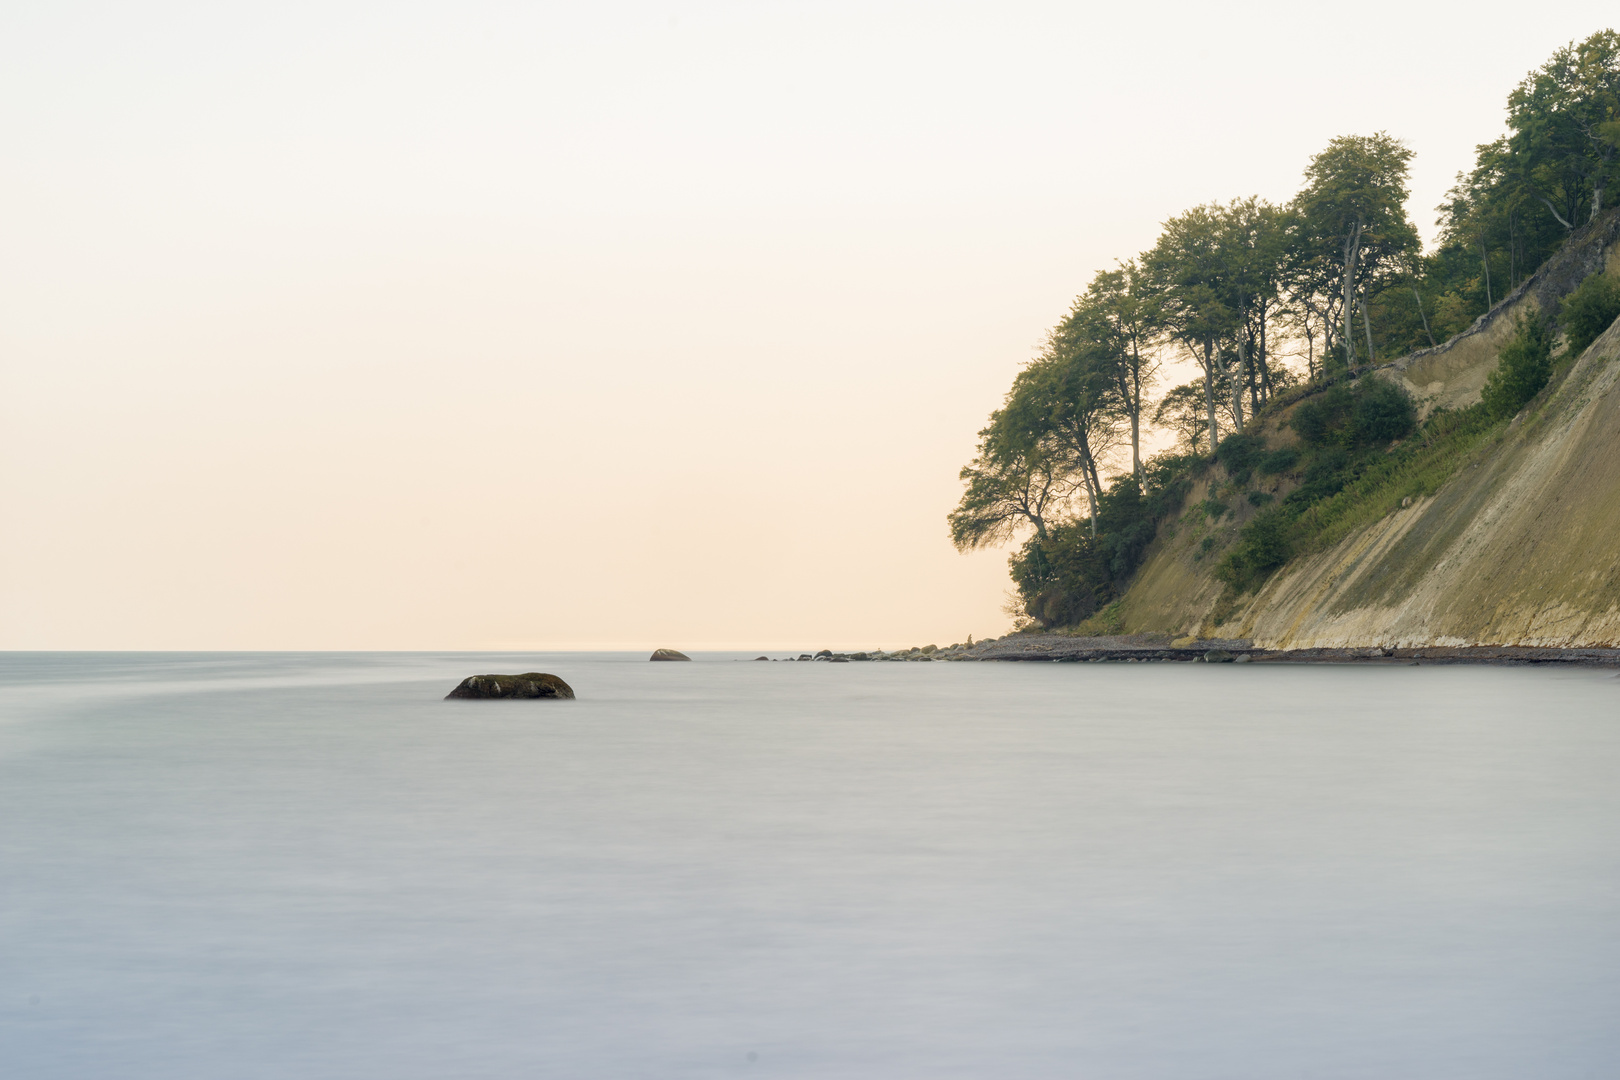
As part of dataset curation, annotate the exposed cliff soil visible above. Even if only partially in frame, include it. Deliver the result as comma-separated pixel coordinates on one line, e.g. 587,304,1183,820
1112,211,1620,650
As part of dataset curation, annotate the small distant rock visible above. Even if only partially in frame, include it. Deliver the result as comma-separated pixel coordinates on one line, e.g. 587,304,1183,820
754,656,769,661
650,649,691,662
1203,650,1236,664
445,673,574,700
815,649,833,658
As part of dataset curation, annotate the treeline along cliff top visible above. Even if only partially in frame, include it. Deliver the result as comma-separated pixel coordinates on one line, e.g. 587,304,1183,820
951,29,1620,650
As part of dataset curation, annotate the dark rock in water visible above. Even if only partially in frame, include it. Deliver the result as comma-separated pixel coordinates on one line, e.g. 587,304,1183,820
445,673,574,700
849,652,870,661
1203,650,1236,664
830,657,848,663
815,649,833,658
650,649,691,661
754,656,769,661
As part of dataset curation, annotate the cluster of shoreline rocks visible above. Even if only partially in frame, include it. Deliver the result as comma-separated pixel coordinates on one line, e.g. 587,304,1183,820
762,640,996,662
760,634,1620,666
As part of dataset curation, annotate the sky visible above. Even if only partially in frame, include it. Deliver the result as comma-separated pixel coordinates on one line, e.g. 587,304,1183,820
2,0,1615,650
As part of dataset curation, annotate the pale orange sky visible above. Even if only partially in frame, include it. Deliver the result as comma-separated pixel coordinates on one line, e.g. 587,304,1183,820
2,1,1610,649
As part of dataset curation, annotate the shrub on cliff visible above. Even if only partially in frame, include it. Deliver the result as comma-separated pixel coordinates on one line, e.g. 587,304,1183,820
1215,431,1266,483
1560,273,1620,359
1006,456,1197,629
1216,508,1294,592
1351,378,1417,444
1291,378,1414,449
1481,315,1552,419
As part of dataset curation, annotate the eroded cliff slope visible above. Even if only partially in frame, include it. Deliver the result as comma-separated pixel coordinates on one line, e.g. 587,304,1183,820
1116,214,1620,648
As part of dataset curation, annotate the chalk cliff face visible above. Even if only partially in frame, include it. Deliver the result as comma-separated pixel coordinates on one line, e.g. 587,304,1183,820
1116,213,1620,649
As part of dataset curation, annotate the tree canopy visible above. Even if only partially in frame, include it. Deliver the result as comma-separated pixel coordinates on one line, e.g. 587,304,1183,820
948,28,1620,630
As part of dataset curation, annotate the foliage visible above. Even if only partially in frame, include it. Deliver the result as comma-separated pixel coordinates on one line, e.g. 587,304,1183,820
1214,400,1504,594
1426,31,1620,341
1152,380,1213,456
1005,456,1197,629
1257,447,1299,475
1290,132,1420,372
948,389,1071,551
1215,431,1267,483
1216,508,1294,591
953,33,1620,626
1481,315,1554,419
1290,377,1416,449
1560,272,1620,356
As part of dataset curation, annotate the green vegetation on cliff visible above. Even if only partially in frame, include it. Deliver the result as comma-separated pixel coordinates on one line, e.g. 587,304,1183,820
952,30,1620,633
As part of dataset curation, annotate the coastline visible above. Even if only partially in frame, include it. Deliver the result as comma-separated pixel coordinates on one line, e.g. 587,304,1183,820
965,634,1620,666
790,635,1620,666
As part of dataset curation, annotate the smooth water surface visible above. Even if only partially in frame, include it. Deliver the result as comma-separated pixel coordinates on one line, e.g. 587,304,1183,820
2,653,1618,1078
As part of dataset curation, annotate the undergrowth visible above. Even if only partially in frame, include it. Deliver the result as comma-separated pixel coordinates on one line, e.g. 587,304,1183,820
1215,385,1505,595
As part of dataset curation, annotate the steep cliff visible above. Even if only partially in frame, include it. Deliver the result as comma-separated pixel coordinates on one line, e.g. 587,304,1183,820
1114,211,1620,648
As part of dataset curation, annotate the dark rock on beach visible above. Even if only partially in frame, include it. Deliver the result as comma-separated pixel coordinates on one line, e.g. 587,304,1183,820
650,649,691,661
445,673,575,700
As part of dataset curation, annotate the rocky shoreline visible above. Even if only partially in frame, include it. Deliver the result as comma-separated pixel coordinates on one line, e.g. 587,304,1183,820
768,634,1620,666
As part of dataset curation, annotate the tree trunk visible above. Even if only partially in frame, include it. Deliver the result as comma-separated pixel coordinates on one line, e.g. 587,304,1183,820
1129,390,1141,484
1409,271,1435,347
1128,339,1144,483
1342,218,1363,371
1202,340,1219,453
1479,233,1493,308
1258,301,1271,404
1361,288,1375,366
1592,146,1609,222
1078,466,1099,540
1231,337,1248,432
1538,195,1574,231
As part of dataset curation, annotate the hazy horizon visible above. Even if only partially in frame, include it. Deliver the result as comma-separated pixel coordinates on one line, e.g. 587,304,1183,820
4,1,1614,650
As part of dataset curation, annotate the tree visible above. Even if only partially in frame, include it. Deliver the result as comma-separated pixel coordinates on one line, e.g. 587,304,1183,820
1481,315,1553,419
1144,205,1239,451
1153,381,1215,455
1217,197,1292,412
1505,31,1620,229
948,393,1071,551
1058,261,1161,482
1017,331,1125,538
1561,271,1620,356
1293,133,1420,372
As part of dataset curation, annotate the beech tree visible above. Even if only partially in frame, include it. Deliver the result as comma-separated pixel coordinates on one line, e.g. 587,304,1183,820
1057,261,1160,482
1292,133,1419,372
1144,204,1238,451
947,394,1070,551
1506,30,1620,228
1018,331,1124,538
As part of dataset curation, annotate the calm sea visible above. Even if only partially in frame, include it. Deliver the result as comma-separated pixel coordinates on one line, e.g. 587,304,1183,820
2,652,1617,1078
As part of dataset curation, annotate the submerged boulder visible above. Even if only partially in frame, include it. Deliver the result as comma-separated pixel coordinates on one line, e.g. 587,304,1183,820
445,673,575,700
650,648,691,661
